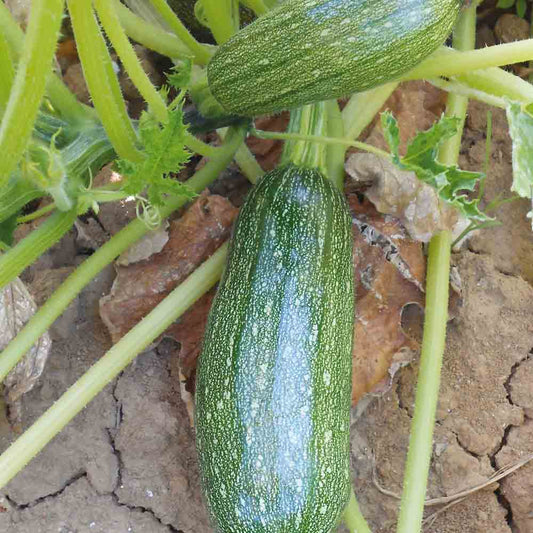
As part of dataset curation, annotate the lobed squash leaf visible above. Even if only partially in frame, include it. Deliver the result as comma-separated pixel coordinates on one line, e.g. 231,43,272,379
116,103,194,207
381,111,491,222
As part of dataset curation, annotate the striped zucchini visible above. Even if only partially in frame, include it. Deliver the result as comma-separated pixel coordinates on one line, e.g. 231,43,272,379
208,0,462,116
195,160,354,532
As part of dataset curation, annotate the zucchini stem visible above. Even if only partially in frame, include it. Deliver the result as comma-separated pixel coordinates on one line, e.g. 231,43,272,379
0,242,229,490
200,0,240,44
94,0,169,124
343,489,372,533
0,0,66,187
148,0,211,64
113,0,195,60
0,209,78,290
0,126,246,383
67,0,143,163
396,4,476,533
253,129,391,161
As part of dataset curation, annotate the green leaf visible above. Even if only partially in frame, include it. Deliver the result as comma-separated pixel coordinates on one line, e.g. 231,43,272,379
0,213,18,247
116,104,194,206
506,101,533,203
496,0,515,8
382,113,491,223
381,111,401,164
167,59,193,90
516,0,527,18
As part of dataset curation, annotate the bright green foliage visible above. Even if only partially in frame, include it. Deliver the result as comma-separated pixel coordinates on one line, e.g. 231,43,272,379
167,59,193,91
382,112,491,222
496,0,527,18
505,102,533,219
116,104,193,206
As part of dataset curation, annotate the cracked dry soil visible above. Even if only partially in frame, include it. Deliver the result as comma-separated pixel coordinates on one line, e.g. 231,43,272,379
1,104,533,533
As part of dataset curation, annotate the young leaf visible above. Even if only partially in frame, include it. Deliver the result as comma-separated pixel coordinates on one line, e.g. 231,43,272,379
167,59,193,91
116,103,193,206
381,113,490,222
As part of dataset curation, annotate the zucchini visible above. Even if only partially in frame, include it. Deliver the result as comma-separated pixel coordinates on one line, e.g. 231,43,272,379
195,104,354,532
208,0,462,116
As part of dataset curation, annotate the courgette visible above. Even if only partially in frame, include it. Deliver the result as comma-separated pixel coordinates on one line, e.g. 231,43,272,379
208,0,462,116
195,103,354,532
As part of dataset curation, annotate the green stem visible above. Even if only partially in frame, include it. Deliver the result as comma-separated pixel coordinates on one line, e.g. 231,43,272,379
253,129,391,161
148,0,211,64
201,0,240,44
0,2,90,124
241,0,269,15
0,30,14,115
342,83,398,141
429,78,505,109
407,40,533,81
185,132,220,158
17,203,56,224
94,0,169,124
325,99,347,190
0,209,78,290
0,0,65,187
67,0,143,163
455,66,533,104
343,489,372,533
114,0,194,59
218,127,264,184
281,103,329,174
0,127,245,382
396,4,476,532
0,242,228,489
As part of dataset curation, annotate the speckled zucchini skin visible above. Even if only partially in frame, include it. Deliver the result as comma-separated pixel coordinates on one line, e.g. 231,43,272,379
208,0,462,116
195,163,354,532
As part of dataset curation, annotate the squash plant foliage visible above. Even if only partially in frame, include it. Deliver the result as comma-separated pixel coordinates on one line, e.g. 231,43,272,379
0,1,533,533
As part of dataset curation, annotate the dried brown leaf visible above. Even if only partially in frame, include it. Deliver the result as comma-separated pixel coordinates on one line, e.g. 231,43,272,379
99,193,238,343
0,277,51,426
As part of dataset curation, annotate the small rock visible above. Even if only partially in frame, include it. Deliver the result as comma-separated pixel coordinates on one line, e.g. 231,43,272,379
494,14,530,44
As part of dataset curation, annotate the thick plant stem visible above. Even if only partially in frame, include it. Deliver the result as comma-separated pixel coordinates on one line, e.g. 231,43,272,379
395,232,452,533
242,0,269,15
342,83,397,141
0,2,91,123
0,243,229,489
68,0,143,163
396,4,476,533
148,0,211,64
325,99,347,190
343,489,372,533
94,0,168,124
201,0,240,44
0,0,65,187
114,1,193,59
0,127,245,382
407,40,533,80
0,209,78,290
0,31,14,114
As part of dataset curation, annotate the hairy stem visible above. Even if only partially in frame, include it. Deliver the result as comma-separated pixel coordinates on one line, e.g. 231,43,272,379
0,0,65,186
0,243,229,489
94,0,169,123
396,4,476,532
114,0,194,59
148,0,211,64
201,0,240,44
0,209,78,290
0,127,245,382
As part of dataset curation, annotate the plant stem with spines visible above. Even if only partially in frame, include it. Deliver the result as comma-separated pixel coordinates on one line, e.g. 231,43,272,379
396,3,476,532
0,127,246,382
0,0,66,187
68,0,143,163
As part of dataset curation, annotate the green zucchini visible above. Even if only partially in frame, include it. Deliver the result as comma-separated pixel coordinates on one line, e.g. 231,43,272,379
195,104,354,532
208,0,462,116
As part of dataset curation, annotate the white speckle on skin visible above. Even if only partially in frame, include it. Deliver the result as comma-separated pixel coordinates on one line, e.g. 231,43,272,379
323,370,331,387
260,498,266,512
320,504,328,515
217,400,223,410
324,430,332,444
